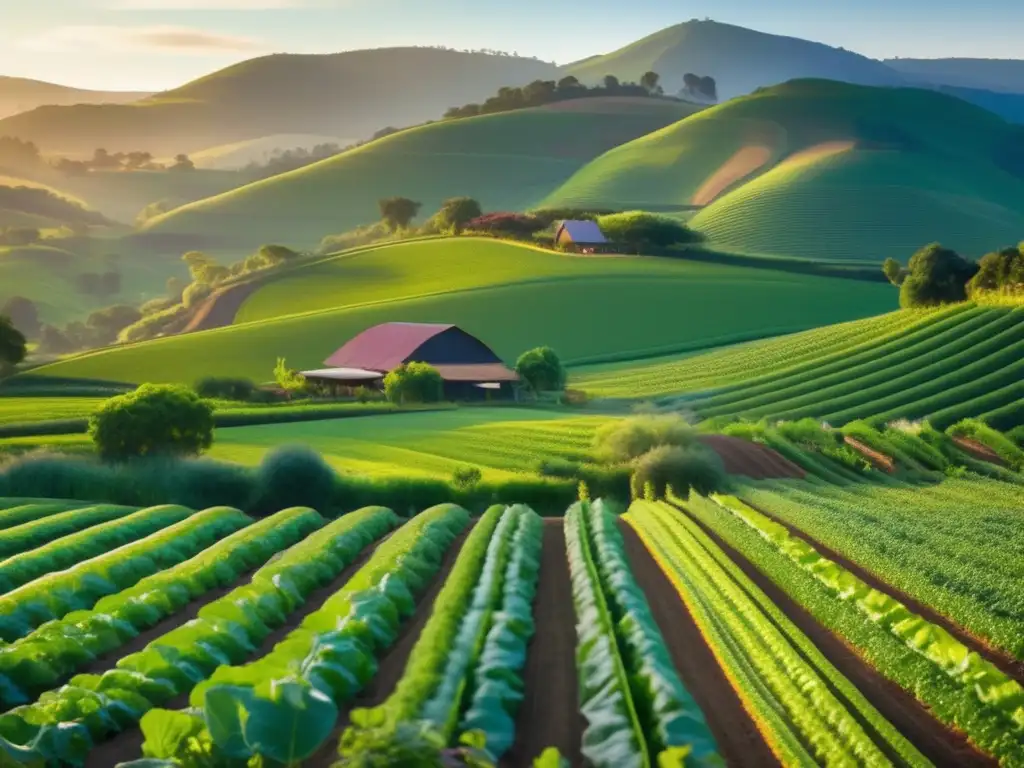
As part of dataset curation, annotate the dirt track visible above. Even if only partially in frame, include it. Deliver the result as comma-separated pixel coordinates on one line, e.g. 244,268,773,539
502,520,583,767
86,532,396,768
742,498,1024,684
305,525,474,767
182,280,262,333
681,508,995,767
699,434,806,479
953,437,1006,466
619,522,778,767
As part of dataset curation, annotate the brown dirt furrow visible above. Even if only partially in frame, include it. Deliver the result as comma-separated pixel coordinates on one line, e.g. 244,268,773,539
953,437,1006,467
700,434,806,480
85,531,396,768
501,520,583,768
619,521,778,767
741,497,1024,684
681,507,996,767
843,436,896,473
305,524,475,768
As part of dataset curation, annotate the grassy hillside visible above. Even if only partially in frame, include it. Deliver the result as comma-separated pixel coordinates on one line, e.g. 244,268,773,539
0,77,149,120
884,58,1024,94
185,134,354,170
576,303,1024,430
25,238,895,384
546,79,1024,262
564,20,904,99
141,99,701,249
0,49,558,155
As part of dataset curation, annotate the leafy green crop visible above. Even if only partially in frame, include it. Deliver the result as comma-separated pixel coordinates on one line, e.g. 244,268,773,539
0,500,97,530
0,503,139,559
0,506,322,705
0,505,399,766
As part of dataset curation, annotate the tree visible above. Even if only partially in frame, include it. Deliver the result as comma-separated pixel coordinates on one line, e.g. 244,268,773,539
683,73,701,93
170,154,195,172
0,297,40,338
181,251,227,285
378,197,422,232
967,245,1024,295
602,75,621,92
274,357,307,397
86,304,142,344
556,75,583,94
89,384,215,461
515,346,566,393
640,71,661,93
882,258,905,286
383,362,443,404
432,197,482,234
255,244,301,267
699,75,718,100
0,315,26,377
899,243,978,308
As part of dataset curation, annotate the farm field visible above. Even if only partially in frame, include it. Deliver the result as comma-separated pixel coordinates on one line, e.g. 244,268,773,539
140,99,702,249
0,475,1020,765
0,396,108,426
576,303,1024,430
24,238,896,385
544,80,1024,261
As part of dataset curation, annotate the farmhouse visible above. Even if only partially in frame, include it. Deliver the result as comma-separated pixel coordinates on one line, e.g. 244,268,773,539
554,219,614,254
301,322,519,399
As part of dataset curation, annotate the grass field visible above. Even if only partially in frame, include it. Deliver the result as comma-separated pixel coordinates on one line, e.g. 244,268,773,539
141,100,701,249
576,303,1024,429
0,397,107,426
25,238,896,384
545,80,1024,262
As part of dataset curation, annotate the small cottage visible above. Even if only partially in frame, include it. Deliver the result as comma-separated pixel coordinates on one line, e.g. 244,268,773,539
554,220,614,254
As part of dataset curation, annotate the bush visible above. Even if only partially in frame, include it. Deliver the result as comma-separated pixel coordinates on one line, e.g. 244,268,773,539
194,377,257,402
515,346,566,393
451,465,482,489
429,197,482,234
536,456,582,478
596,211,702,252
463,212,545,238
630,445,726,499
318,222,391,254
592,413,698,463
251,445,338,515
899,243,978,308
529,207,616,227
88,384,215,461
384,362,444,404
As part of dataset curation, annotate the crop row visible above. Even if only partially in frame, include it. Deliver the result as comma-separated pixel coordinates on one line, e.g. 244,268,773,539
139,502,471,765
0,506,322,706
566,499,722,767
0,504,400,765
0,500,91,530
626,499,927,766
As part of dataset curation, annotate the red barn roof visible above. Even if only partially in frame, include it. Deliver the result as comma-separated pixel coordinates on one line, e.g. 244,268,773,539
324,322,454,371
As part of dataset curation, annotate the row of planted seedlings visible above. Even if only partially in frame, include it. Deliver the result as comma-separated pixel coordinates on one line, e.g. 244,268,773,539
133,502,476,765
625,499,930,768
704,493,1024,766
0,504,404,765
334,503,544,765
563,498,722,768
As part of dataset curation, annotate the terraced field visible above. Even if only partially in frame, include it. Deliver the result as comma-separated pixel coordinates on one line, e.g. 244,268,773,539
0,473,1019,766
24,238,895,385
577,303,1024,430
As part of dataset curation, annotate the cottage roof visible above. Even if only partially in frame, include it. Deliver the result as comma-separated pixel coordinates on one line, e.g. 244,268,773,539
556,220,607,244
323,322,455,371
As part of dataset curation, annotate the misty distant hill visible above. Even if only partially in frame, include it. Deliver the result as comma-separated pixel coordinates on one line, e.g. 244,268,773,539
885,58,1024,94
563,19,905,99
0,49,559,155
0,76,151,121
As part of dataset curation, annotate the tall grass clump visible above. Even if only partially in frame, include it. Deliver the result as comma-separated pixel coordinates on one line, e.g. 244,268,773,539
592,413,697,463
629,445,725,500
251,444,338,515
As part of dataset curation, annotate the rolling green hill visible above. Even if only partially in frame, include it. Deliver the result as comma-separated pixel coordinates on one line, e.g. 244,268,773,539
564,19,904,99
575,302,1024,430
0,49,558,156
140,99,702,250
25,237,895,384
184,134,354,170
546,79,1024,262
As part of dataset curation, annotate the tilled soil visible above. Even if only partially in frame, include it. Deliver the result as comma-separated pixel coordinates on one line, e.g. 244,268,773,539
699,434,806,480
305,525,475,768
501,520,584,768
619,522,779,767
953,437,1006,467
681,508,996,767
843,435,896,473
86,531,395,768
742,498,1024,684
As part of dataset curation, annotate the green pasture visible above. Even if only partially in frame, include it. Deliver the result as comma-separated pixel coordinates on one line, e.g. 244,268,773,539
0,397,107,426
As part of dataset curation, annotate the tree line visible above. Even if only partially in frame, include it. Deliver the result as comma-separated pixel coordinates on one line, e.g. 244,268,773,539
883,241,1024,307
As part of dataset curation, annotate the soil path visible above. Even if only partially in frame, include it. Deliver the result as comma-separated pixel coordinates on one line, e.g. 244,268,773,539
182,280,262,333
86,531,396,768
843,436,895,473
619,522,779,767
501,520,584,767
953,437,1006,466
740,498,1024,684
304,525,474,767
681,507,996,767
699,434,806,480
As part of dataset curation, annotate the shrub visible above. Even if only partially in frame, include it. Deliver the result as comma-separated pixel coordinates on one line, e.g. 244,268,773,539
898,243,978,308
429,197,482,234
251,445,338,515
88,384,215,461
592,413,698,464
117,303,188,343
384,362,444,404
515,346,566,393
630,445,726,500
463,212,545,238
318,222,391,254
529,207,616,227
194,377,257,402
596,211,702,252
451,465,482,489
536,457,582,478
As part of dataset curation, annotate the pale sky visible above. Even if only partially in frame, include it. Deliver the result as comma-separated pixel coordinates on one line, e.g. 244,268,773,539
2,0,1022,92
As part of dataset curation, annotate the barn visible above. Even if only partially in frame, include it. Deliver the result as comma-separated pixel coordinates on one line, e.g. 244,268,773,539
554,219,614,254
301,322,519,400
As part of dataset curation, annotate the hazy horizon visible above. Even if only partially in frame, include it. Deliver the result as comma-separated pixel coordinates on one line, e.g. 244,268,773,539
2,0,1023,92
